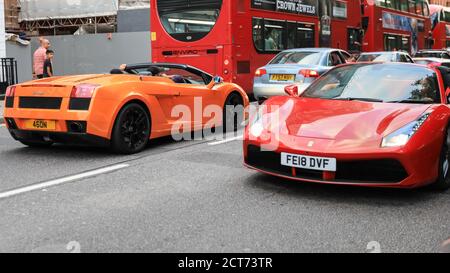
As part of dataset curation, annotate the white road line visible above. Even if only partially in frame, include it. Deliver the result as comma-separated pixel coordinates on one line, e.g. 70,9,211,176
0,163,129,200
208,135,243,146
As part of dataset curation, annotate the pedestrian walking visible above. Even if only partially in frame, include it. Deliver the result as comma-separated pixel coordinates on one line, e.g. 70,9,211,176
43,50,54,78
33,38,51,79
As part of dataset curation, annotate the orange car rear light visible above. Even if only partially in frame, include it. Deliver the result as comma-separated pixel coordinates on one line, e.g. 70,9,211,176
5,86,16,97
70,84,100,98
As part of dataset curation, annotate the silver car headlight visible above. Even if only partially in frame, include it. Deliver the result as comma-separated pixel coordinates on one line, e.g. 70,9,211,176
381,113,430,148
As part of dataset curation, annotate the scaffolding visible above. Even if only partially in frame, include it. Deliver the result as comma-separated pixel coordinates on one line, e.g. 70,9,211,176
4,0,21,32
16,0,149,36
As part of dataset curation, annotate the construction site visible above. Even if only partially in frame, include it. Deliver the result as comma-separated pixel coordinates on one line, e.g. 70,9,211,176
4,0,150,35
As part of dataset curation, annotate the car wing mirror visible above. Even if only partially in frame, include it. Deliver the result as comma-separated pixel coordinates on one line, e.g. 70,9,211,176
207,76,224,89
446,87,450,103
285,84,307,97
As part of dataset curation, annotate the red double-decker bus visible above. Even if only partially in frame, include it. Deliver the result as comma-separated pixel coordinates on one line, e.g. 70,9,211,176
430,4,450,49
362,0,433,55
150,0,362,94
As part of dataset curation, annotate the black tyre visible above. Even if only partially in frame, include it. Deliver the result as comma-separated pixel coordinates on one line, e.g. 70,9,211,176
223,93,244,132
433,127,450,190
20,140,53,148
111,103,151,154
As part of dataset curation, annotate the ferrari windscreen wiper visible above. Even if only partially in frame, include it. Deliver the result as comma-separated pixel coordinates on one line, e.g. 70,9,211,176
332,97,384,103
387,99,434,104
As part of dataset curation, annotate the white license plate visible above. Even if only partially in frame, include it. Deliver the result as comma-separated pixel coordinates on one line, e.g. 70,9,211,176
281,153,337,172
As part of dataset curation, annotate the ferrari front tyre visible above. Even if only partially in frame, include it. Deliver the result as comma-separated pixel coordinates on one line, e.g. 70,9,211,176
223,92,244,132
433,127,450,190
19,140,53,148
111,103,151,154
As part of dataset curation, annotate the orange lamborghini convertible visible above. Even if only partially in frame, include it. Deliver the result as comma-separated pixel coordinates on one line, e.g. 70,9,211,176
3,63,249,154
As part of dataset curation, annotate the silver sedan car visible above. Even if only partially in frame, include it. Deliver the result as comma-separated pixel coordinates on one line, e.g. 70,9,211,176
253,48,351,101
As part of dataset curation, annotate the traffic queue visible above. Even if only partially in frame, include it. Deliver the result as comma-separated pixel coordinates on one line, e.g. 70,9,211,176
4,0,450,191
4,46,450,191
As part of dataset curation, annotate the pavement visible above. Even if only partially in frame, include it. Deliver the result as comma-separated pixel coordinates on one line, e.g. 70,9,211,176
0,102,4,124
0,126,449,253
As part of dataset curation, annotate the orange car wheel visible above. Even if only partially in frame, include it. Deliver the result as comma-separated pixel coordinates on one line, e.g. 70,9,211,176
111,103,151,154
223,92,244,133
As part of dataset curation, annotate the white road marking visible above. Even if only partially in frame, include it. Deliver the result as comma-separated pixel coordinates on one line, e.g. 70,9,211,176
208,135,243,146
0,163,129,200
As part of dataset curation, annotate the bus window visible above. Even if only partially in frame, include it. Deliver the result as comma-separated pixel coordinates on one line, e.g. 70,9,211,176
385,0,396,10
385,35,397,51
374,0,385,7
297,24,315,48
348,28,361,53
287,22,297,49
422,2,429,17
264,20,286,52
156,0,223,42
408,0,416,14
253,18,264,51
332,1,348,19
401,37,410,52
445,11,450,23
400,0,408,12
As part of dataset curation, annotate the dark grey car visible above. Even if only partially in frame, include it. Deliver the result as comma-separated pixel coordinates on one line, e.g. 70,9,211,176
253,48,351,101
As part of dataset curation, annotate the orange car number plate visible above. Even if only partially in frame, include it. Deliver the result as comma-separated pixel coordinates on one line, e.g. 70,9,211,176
24,120,56,131
270,74,295,81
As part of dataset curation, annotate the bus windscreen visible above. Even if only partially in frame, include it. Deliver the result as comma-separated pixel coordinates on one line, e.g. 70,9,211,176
157,0,223,42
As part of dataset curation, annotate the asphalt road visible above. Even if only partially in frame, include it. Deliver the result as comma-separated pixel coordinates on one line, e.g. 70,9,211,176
0,124,449,253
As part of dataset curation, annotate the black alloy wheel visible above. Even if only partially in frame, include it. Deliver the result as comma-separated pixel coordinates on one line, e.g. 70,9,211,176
111,103,151,154
223,93,244,133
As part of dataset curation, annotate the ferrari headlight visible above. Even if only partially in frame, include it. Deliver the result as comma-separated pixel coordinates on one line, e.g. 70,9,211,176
249,110,264,138
381,113,430,148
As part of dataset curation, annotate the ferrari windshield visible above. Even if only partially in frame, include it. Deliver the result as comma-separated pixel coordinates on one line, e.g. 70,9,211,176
302,64,441,104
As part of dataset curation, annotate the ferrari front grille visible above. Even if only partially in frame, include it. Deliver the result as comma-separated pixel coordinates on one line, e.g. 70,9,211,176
19,97,62,110
246,145,292,176
246,145,408,184
336,160,408,183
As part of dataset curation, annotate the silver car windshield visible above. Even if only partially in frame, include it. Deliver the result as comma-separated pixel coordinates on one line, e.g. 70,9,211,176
270,52,322,65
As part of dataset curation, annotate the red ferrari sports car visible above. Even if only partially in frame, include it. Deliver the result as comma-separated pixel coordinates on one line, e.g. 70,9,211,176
244,63,450,189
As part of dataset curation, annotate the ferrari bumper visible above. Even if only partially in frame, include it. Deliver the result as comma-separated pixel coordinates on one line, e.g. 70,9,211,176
243,140,440,189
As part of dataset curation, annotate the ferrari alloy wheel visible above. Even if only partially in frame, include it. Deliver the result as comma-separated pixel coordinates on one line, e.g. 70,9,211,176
111,103,151,154
223,93,244,132
434,127,450,190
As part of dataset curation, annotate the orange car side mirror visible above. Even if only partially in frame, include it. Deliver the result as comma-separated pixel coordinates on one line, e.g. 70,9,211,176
207,76,224,89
